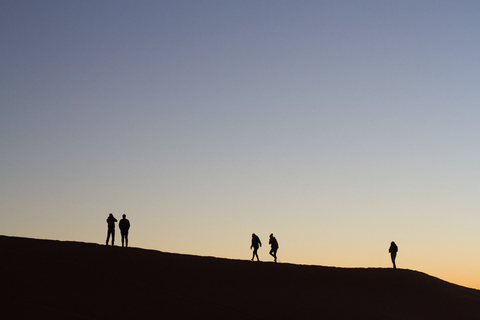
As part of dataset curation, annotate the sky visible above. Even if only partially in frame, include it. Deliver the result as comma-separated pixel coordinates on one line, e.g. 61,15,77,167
2,0,480,289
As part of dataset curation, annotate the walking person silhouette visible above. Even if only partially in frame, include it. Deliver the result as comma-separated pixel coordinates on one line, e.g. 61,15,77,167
250,233,262,261
269,234,279,263
119,214,130,247
389,241,398,269
106,213,117,246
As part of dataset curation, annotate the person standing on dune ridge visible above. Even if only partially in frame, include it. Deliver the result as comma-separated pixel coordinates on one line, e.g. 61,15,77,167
119,214,130,247
389,241,398,269
106,213,117,246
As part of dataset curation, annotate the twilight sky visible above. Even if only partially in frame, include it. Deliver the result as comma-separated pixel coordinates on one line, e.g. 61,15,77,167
2,1,480,289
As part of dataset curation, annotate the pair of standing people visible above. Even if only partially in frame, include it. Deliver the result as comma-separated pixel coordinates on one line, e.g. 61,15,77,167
251,233,279,263
106,213,130,247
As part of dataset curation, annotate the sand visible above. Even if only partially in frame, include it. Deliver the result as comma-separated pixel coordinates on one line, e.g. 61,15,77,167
1,235,479,319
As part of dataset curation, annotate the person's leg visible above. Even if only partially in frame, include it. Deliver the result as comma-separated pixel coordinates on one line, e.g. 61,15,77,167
106,231,110,245
391,253,397,269
111,230,115,246
269,248,277,262
125,232,128,248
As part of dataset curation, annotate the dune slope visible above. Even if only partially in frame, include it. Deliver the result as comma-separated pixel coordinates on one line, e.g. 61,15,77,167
1,236,479,319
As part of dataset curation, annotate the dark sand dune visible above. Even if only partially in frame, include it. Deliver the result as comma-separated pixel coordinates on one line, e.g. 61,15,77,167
1,236,479,319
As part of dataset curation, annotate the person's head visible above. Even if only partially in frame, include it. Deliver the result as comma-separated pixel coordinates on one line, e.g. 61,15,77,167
252,233,255,237
391,241,396,245
270,233,273,238
123,214,126,218
109,213,113,217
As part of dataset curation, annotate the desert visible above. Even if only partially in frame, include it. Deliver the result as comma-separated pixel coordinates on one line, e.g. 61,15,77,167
1,235,479,319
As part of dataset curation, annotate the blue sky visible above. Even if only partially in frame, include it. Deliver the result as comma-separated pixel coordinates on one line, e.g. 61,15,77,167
2,1,480,288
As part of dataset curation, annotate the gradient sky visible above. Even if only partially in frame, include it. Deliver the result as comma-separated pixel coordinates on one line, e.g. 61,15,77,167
2,1,480,289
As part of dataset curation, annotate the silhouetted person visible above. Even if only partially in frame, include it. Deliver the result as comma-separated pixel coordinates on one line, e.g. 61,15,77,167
389,241,398,269
119,214,130,247
106,213,117,246
250,233,262,261
269,233,279,263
